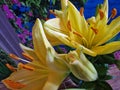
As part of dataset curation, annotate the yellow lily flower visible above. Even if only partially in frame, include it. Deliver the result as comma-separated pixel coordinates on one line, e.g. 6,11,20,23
2,18,98,90
44,0,120,57
2,18,69,90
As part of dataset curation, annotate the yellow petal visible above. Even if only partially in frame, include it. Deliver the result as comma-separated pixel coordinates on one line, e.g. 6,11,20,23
44,18,69,35
92,41,120,55
2,69,48,90
44,25,72,46
32,18,54,65
43,71,68,90
75,43,97,56
46,47,69,72
95,16,120,46
67,1,82,33
20,43,47,69
61,0,68,11
96,0,108,22
92,0,108,45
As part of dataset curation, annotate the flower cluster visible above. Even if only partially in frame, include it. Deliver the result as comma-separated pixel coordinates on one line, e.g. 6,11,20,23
1,0,34,47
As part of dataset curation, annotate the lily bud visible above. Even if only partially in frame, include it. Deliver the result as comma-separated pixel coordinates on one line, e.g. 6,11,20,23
66,51,98,81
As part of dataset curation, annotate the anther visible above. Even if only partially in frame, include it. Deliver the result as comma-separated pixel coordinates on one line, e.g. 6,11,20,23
111,8,117,18
80,7,84,16
9,53,30,63
67,20,72,31
91,27,98,34
3,79,26,89
19,63,35,71
22,52,34,61
98,9,104,20
73,31,82,38
9,53,20,60
6,63,16,72
49,10,57,16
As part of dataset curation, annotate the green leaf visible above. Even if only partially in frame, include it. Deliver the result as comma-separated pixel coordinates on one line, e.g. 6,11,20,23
115,60,120,70
103,75,113,80
94,64,108,77
82,0,87,4
52,0,56,5
101,55,115,64
80,81,96,89
80,80,112,90
0,62,12,81
94,81,112,90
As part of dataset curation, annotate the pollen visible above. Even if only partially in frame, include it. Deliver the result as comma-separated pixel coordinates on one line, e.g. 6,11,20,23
98,9,104,20
80,7,84,16
3,79,26,89
111,8,117,18
22,52,34,61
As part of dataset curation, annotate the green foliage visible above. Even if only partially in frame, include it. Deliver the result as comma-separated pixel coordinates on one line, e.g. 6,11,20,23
115,60,120,70
0,49,17,81
69,53,120,90
0,62,12,81
80,80,112,90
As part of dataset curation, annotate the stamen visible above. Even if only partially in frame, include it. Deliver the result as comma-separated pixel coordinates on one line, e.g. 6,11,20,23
67,21,83,38
9,53,20,60
3,79,26,89
19,63,35,71
6,63,16,72
91,27,98,34
67,20,72,31
98,9,104,20
111,8,117,18
73,31,82,38
49,10,57,16
80,7,84,16
9,53,30,63
22,52,34,61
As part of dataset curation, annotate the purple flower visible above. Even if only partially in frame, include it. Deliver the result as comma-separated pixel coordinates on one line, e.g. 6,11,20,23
6,12,15,19
2,5,9,11
28,12,33,16
12,0,19,3
61,47,67,53
23,29,30,35
17,33,27,44
21,38,26,43
2,4,15,19
12,0,21,7
114,51,120,60
16,18,22,28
